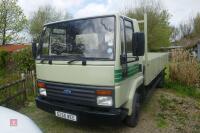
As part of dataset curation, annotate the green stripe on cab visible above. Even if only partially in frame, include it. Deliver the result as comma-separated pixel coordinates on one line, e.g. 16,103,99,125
114,64,141,83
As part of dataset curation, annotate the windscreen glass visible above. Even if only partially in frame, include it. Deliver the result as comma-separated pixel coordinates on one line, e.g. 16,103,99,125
39,16,115,60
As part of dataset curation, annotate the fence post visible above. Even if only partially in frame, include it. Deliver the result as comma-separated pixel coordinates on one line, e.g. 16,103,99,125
21,73,27,103
197,42,200,61
32,70,36,96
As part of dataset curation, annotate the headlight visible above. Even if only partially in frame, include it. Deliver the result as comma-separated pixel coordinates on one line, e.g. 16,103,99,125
39,88,47,96
97,96,113,106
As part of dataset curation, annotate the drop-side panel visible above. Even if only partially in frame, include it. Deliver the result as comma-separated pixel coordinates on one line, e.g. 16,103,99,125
144,52,169,86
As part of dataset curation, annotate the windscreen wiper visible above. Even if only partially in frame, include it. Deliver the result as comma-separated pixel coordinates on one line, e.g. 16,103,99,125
67,55,87,65
40,57,52,64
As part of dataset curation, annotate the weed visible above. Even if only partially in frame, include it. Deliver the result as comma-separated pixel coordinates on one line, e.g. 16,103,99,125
156,92,200,132
156,113,168,128
169,49,200,86
158,95,171,110
164,81,200,100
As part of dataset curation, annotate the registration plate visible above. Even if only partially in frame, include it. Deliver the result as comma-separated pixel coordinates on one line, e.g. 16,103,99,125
55,111,77,121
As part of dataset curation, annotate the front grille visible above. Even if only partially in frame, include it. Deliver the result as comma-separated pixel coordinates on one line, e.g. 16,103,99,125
45,82,98,106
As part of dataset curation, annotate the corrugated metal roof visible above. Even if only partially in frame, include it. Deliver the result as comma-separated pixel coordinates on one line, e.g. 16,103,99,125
0,44,28,53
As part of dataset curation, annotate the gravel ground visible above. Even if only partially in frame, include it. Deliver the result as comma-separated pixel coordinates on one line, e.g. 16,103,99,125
20,89,200,133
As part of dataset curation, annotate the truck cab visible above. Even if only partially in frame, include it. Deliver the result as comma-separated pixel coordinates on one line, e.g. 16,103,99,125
33,14,168,127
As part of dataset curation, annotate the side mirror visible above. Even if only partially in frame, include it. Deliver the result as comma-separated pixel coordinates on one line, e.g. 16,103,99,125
132,32,145,56
32,40,37,59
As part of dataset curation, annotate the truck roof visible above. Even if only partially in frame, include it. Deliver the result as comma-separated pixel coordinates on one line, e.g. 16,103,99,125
44,13,137,26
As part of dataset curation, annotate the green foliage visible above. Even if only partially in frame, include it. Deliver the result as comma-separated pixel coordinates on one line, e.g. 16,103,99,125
124,0,171,51
0,68,5,77
29,5,71,41
164,81,200,100
156,112,168,128
12,48,35,72
0,50,9,68
0,0,27,45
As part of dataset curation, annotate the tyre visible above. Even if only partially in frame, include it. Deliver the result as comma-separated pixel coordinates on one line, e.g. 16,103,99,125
158,70,165,88
124,93,140,127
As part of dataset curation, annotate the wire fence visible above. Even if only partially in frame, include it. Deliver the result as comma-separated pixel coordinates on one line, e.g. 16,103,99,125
0,71,36,109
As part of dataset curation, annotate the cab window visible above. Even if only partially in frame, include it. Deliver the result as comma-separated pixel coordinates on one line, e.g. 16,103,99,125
124,20,133,53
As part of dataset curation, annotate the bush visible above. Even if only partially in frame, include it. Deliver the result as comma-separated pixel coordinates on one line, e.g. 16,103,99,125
169,49,200,86
0,50,9,69
12,48,35,73
124,0,171,51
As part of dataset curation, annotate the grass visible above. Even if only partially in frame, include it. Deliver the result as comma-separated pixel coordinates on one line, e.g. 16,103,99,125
156,113,168,128
155,91,200,132
20,104,75,133
156,65,200,130
164,81,200,100
20,102,125,133
164,64,200,101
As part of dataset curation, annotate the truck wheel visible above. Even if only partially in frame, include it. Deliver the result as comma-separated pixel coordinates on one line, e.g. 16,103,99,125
158,70,164,88
125,93,140,127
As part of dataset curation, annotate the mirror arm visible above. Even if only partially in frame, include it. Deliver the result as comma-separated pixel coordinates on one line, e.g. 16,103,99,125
32,40,37,60
120,55,127,65
126,56,139,63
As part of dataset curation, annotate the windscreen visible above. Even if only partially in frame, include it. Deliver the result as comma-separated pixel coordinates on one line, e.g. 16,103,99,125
39,16,115,60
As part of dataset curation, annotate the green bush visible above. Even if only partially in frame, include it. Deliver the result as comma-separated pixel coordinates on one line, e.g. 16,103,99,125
124,0,171,51
12,48,35,73
0,50,9,69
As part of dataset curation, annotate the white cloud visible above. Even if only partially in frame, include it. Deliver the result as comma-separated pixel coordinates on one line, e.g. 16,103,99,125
162,0,200,26
74,3,108,18
73,0,122,18
18,0,83,18
18,0,200,26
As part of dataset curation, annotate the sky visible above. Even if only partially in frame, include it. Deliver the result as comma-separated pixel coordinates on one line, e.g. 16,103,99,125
18,0,200,26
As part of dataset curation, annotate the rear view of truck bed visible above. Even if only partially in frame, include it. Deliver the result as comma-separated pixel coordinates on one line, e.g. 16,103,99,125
144,52,168,86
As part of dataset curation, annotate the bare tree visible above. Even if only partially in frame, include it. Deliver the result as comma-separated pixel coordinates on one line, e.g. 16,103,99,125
193,13,200,36
29,5,71,41
179,21,193,38
171,26,180,42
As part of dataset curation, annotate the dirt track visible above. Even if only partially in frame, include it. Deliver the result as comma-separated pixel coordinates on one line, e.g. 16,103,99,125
20,89,200,133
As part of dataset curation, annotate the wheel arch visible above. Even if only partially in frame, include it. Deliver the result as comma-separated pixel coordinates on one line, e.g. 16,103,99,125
124,76,144,115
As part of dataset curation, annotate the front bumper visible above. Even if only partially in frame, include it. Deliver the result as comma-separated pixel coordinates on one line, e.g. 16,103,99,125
36,97,127,123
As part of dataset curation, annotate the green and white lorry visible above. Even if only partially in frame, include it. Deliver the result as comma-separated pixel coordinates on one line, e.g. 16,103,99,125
32,14,168,127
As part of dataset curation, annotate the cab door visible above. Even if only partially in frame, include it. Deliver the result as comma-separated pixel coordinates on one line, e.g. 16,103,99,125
115,17,141,107
120,17,137,78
